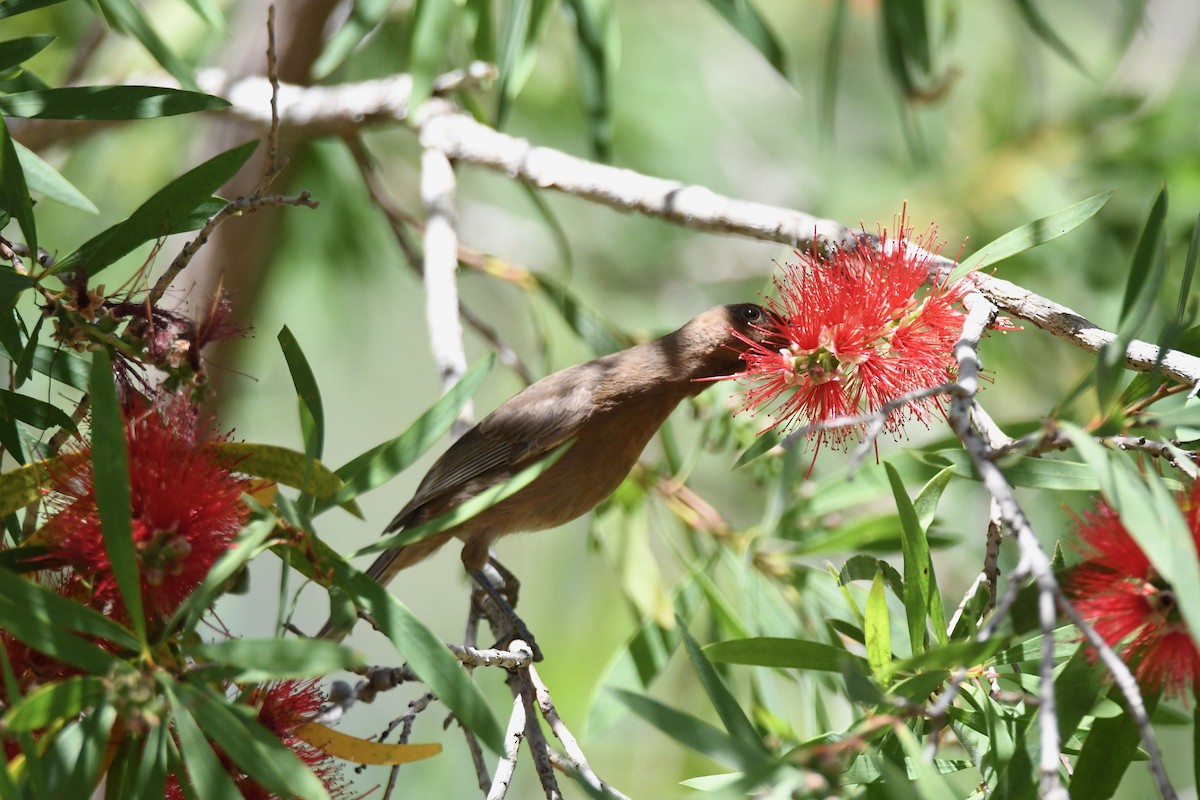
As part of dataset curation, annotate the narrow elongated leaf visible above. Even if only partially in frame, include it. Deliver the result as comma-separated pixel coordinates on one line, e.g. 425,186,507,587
168,517,277,637
1063,423,1200,647
534,273,629,355
294,722,441,765
161,680,243,798
495,0,553,128
355,442,571,555
677,614,769,758
704,637,867,672
329,555,504,752
614,689,769,771
14,138,99,214
278,326,325,463
0,35,53,73
909,449,1105,491
0,566,139,651
1178,211,1200,324
2,675,106,731
0,0,69,18
324,354,494,510
865,568,893,685
562,0,615,161
1069,689,1159,798
53,141,257,276
1010,0,1087,73
0,459,51,517
703,0,787,75
90,349,145,642
886,463,930,657
949,191,1115,283
407,0,458,111
838,554,904,599
175,681,330,800
0,389,76,432
1120,187,1169,325
13,314,44,388
43,702,116,799
0,116,36,255
96,0,198,89
213,442,358,515
0,86,228,119
312,0,394,79
189,638,362,681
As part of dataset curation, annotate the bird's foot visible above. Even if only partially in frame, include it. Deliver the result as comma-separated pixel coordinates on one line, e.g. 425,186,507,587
468,568,543,662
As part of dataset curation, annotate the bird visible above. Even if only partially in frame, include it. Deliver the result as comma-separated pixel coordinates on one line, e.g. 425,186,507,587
318,303,776,640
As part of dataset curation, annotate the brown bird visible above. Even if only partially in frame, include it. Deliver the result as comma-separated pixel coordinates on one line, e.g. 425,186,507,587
319,303,774,639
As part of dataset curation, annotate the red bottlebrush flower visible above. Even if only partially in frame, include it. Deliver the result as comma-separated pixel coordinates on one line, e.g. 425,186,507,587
735,215,968,450
1069,493,1200,698
164,679,349,800
43,394,250,624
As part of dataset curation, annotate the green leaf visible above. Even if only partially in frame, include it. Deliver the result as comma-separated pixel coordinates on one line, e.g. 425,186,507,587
43,702,116,800
949,191,1115,284
2,675,106,731
1009,0,1087,74
214,442,360,515
0,389,76,432
879,0,931,97
1177,210,1200,324
865,567,893,685
1069,689,1159,799
495,0,553,128
0,86,228,119
1119,186,1169,326
462,0,495,63
886,463,931,657
893,724,959,800
312,543,505,754
613,689,770,772
356,442,572,555
562,0,615,161
677,613,770,758
734,428,780,468
0,0,70,19
0,35,53,73
167,516,277,637
189,638,363,681
533,271,629,356
0,266,32,317
53,141,258,276
323,354,494,510
909,448,1105,491
312,0,393,78
0,116,36,255
0,565,139,651
174,681,330,800
0,459,52,517
161,679,244,799
839,554,904,599
702,0,787,75
819,0,849,141
407,0,458,111
90,349,145,643
704,637,867,673
14,139,99,214
891,638,1007,673
95,0,198,89
13,313,43,388
842,756,972,785
1063,423,1200,648
278,325,325,463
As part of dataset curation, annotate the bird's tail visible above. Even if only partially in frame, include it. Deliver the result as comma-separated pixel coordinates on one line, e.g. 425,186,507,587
314,531,457,641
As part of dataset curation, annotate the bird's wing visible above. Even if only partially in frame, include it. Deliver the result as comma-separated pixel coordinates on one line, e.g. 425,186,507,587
386,373,597,531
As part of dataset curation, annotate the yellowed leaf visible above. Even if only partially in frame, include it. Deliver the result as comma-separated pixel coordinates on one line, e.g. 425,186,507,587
293,722,442,765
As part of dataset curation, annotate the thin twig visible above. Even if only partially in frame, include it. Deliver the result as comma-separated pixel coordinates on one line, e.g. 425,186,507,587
487,693,527,800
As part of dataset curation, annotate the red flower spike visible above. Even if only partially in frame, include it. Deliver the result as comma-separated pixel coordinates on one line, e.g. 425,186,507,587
734,214,968,451
1069,491,1200,699
44,394,250,624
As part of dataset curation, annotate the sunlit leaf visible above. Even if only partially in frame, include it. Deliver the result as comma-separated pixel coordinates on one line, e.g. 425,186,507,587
294,722,441,765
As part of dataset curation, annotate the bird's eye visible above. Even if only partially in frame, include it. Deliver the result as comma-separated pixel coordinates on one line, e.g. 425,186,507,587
740,306,762,322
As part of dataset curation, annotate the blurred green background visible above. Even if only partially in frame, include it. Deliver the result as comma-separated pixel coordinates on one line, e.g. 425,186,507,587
8,0,1200,796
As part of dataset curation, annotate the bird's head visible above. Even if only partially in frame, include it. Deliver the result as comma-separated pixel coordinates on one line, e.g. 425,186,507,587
673,303,784,383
